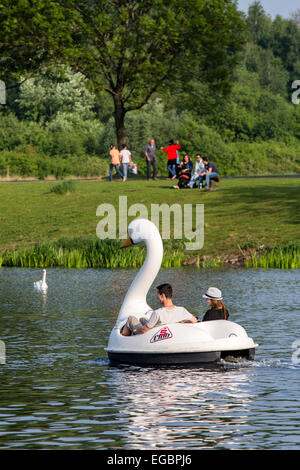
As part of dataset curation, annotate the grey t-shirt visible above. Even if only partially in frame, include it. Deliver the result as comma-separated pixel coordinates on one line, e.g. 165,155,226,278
144,306,193,329
144,143,156,159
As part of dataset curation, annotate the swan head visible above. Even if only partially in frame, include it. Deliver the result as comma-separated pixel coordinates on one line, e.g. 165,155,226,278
120,218,158,248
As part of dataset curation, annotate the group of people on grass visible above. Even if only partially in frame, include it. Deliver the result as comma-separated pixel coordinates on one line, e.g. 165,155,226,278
121,283,229,337
109,139,159,182
109,138,219,189
160,140,219,191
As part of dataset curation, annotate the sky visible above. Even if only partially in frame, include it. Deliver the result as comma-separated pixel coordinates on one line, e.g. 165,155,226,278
237,0,298,19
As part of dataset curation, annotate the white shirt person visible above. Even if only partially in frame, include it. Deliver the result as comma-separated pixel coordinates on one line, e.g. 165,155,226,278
121,283,197,336
120,144,132,181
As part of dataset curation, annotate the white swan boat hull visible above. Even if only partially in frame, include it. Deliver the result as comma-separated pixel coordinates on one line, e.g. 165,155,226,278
106,320,258,365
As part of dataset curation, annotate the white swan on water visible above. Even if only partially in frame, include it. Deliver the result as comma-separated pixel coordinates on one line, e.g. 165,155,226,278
34,269,48,292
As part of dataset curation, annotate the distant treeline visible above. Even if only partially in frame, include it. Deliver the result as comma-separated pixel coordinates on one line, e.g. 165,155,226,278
0,2,300,179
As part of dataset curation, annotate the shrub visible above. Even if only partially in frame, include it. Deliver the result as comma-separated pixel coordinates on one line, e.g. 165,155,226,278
50,180,76,195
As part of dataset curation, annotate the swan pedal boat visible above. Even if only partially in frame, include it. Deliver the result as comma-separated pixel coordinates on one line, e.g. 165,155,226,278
105,219,258,366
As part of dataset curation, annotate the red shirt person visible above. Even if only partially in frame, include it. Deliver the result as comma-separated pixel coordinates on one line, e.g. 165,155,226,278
160,140,180,179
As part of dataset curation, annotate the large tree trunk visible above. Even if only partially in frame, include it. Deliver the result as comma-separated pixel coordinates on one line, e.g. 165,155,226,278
113,94,127,149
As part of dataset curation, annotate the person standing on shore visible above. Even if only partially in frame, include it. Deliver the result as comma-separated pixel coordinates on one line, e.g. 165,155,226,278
160,140,180,179
109,145,123,182
144,138,157,180
120,144,132,182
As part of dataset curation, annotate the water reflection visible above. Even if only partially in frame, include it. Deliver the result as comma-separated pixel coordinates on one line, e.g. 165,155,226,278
105,364,255,449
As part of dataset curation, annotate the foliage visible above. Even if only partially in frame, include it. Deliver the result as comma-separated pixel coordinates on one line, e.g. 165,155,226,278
0,0,72,81
246,242,300,269
50,180,76,195
0,237,186,268
0,0,247,146
0,2,300,178
246,1,300,85
0,148,109,179
15,67,96,122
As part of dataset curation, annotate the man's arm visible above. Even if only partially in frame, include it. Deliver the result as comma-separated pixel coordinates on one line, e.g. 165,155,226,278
137,310,160,334
206,164,212,174
144,145,150,160
179,315,198,324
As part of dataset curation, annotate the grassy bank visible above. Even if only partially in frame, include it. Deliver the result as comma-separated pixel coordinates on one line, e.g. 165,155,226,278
0,177,299,268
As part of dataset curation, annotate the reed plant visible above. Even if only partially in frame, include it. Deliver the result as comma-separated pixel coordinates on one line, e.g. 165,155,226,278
1,238,299,270
200,257,223,268
245,242,300,269
0,237,187,269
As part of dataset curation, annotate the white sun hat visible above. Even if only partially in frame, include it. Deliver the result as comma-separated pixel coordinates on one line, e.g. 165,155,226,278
203,287,223,300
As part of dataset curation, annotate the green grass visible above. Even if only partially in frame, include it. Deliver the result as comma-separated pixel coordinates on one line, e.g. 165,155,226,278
0,177,299,267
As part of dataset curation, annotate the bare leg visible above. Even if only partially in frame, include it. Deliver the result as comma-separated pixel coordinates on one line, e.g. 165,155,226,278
120,316,141,336
121,324,131,336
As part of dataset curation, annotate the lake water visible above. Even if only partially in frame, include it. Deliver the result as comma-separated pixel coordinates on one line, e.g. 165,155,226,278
0,267,299,450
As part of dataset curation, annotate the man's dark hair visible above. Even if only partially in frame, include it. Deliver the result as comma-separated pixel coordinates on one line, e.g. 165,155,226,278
202,157,208,162
156,283,173,298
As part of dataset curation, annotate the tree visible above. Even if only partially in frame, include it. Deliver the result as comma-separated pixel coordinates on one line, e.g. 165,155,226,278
244,43,289,97
246,2,300,89
270,15,300,81
0,0,246,147
246,1,272,48
0,0,72,81
291,9,300,26
16,67,96,122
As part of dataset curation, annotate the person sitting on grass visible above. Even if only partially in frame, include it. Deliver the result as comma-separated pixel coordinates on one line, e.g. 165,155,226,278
173,155,193,189
187,154,205,188
199,157,219,191
121,283,198,336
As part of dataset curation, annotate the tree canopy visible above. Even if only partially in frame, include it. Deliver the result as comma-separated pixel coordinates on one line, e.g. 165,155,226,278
0,0,246,146
1,1,300,180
